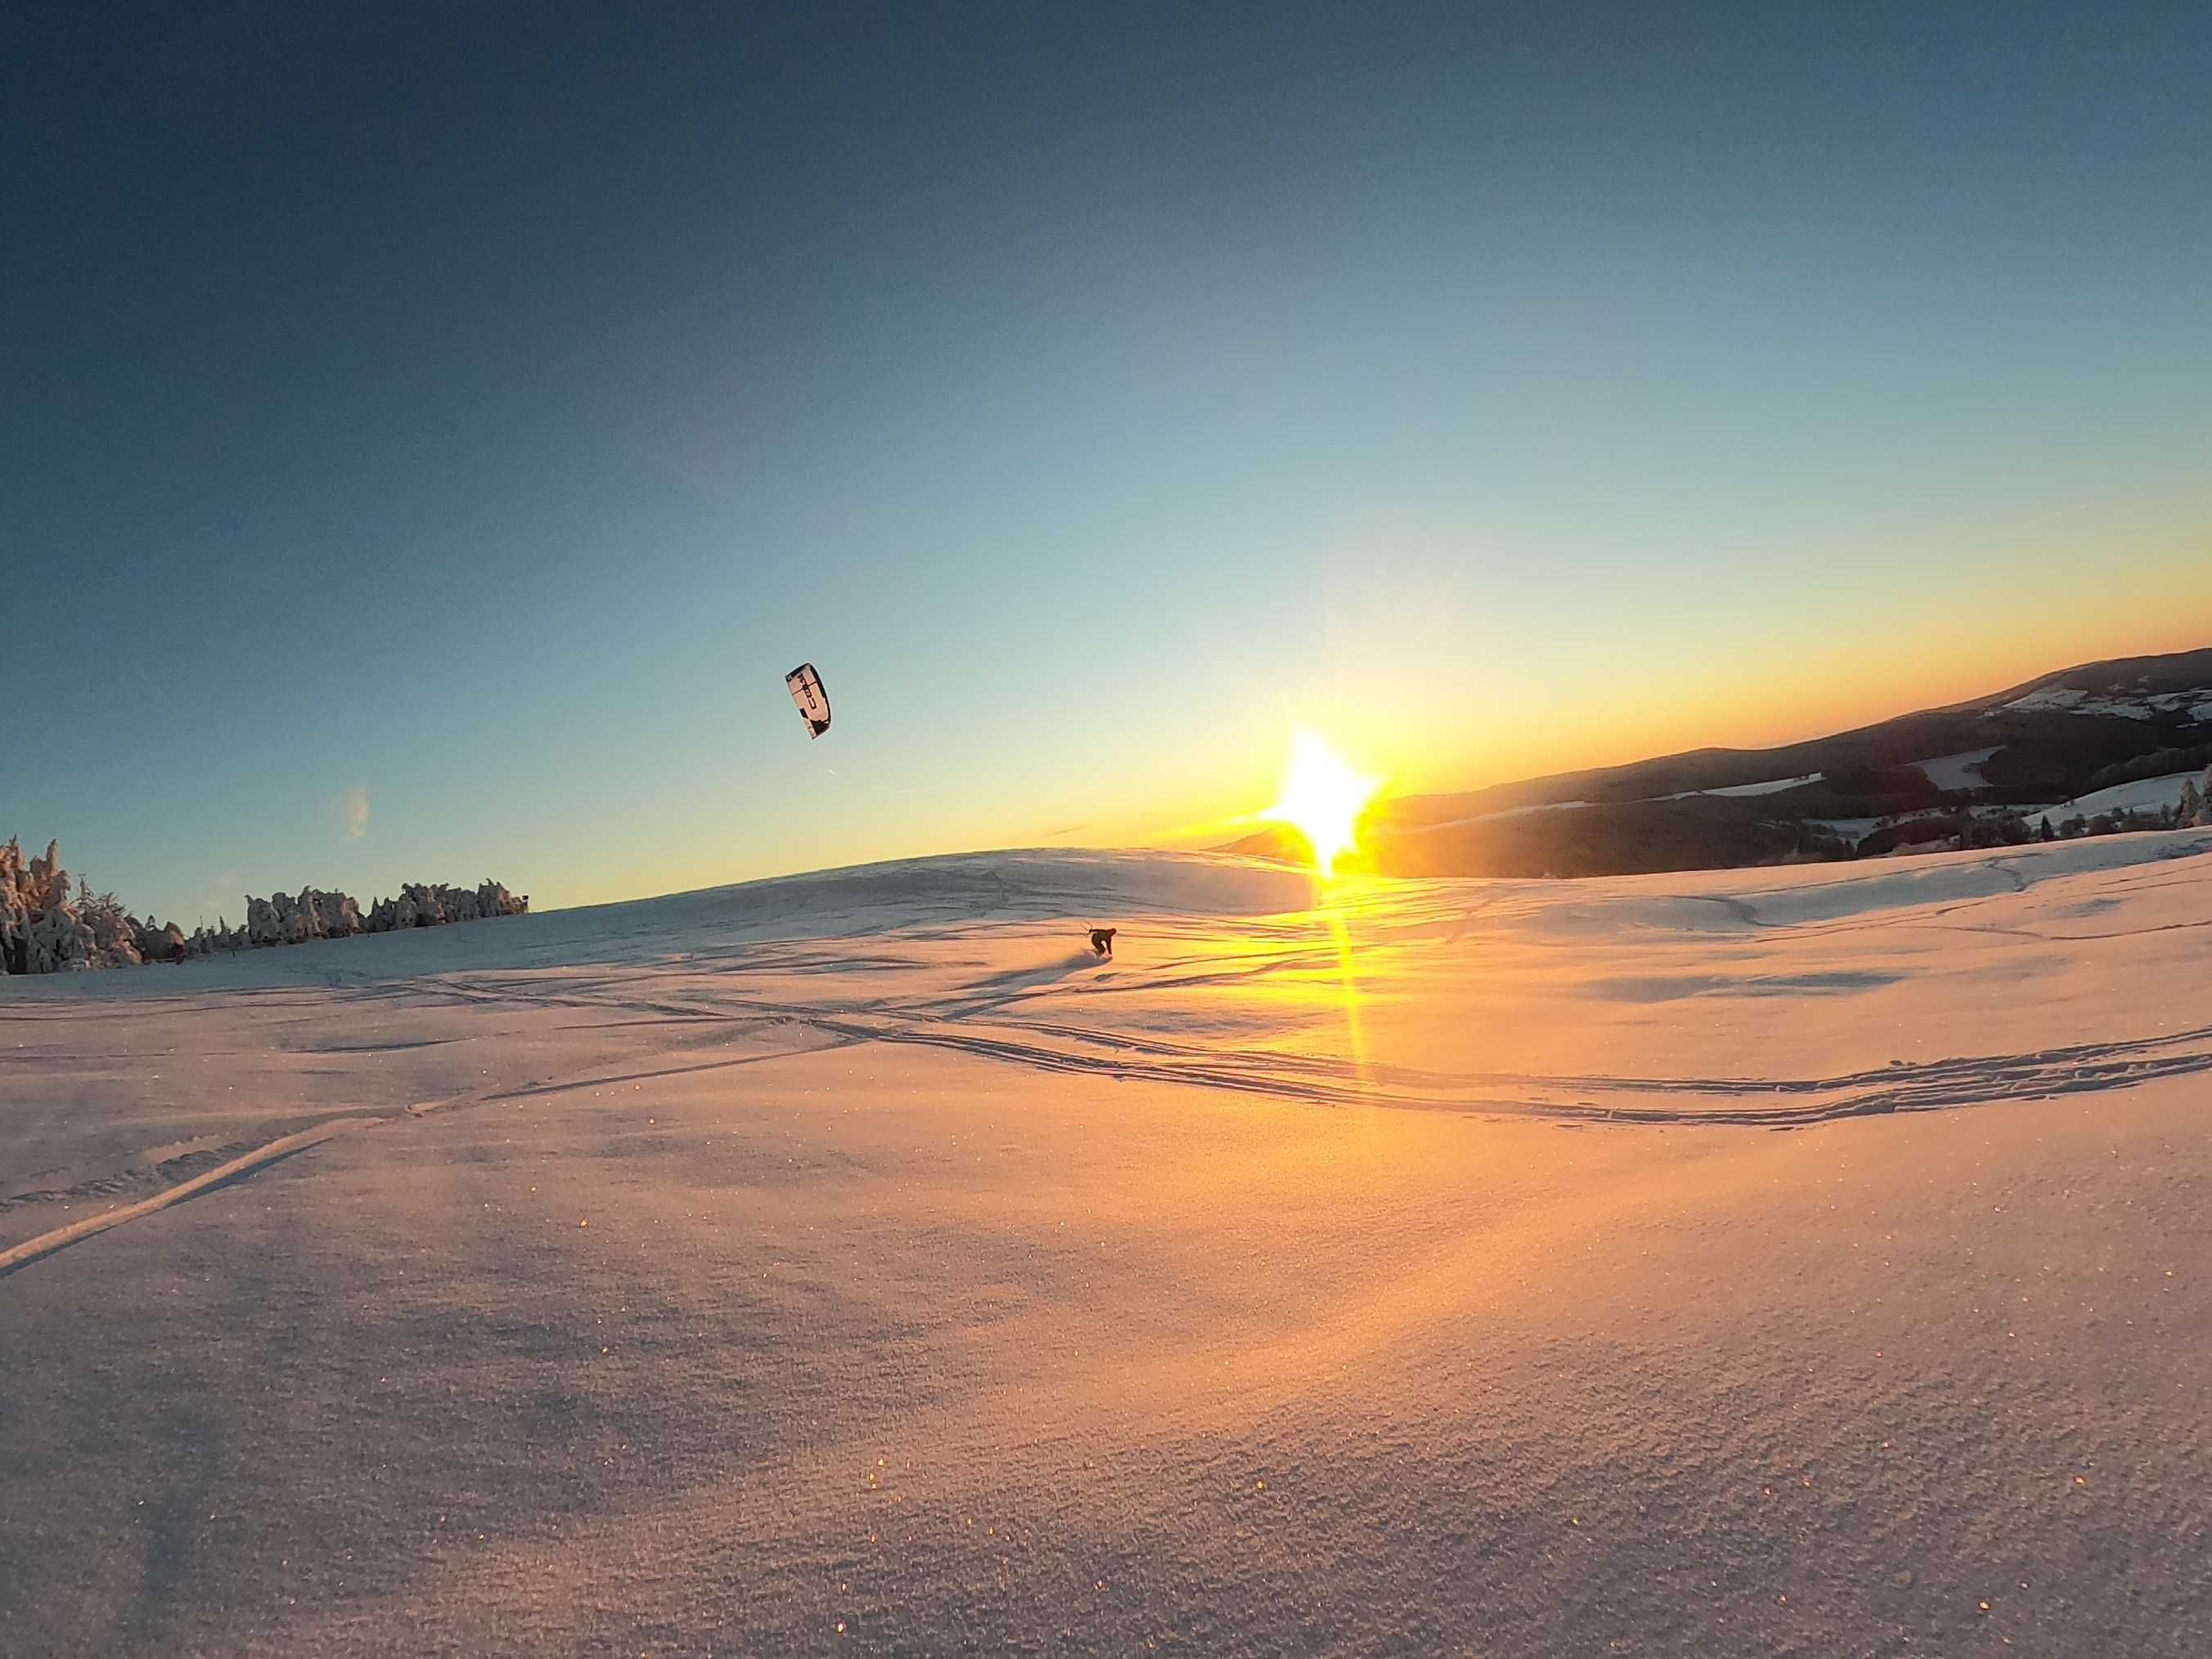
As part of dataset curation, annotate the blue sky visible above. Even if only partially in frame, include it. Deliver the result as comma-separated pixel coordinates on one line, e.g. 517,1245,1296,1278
6,2,2209,923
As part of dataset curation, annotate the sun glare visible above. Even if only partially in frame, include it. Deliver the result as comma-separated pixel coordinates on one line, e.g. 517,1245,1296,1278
1260,729,1384,874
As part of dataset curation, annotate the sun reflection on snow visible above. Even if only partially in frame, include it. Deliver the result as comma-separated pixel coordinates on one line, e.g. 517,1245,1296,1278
1319,891,1370,1089
1253,730,1387,1088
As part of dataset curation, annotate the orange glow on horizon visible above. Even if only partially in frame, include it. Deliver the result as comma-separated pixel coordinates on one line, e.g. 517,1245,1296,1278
1260,729,1385,874
1413,614,2212,807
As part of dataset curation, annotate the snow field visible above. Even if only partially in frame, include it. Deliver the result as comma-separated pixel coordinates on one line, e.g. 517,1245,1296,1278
5,835,2212,1655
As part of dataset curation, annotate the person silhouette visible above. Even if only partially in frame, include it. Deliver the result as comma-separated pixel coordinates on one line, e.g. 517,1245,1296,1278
1088,928,1116,958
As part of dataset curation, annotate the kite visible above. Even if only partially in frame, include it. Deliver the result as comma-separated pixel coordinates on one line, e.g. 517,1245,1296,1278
785,663,831,737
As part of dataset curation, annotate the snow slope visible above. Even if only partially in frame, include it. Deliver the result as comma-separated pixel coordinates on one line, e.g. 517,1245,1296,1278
2048,768,2205,822
1913,747,2001,792
6,835,2212,1655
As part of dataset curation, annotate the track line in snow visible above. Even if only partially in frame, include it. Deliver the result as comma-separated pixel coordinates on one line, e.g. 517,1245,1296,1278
0,1116,382,1279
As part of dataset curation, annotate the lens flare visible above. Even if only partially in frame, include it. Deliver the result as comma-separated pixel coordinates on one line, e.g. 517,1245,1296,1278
1259,729,1383,874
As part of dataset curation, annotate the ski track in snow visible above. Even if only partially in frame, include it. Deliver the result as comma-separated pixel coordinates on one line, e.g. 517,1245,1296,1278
392,833,2212,1130
440,955,2212,1131
6,832,2210,1253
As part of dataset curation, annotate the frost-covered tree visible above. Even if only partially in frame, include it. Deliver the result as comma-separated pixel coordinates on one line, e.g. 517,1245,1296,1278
73,877,143,968
0,838,92,973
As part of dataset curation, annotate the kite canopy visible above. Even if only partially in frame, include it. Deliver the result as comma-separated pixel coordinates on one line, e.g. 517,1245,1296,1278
785,663,831,737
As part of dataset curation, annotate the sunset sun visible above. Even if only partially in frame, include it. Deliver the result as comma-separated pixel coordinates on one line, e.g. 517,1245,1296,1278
1259,728,1384,874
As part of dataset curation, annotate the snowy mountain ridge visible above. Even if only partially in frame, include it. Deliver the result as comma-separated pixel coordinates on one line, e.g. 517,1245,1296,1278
1236,645,2212,879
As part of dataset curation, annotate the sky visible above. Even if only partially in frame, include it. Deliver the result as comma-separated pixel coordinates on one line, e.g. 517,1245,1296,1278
6,1,2210,924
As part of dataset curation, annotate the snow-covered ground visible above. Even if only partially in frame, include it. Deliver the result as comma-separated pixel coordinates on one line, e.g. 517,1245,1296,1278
1409,757,2201,841
1652,771,1825,801
7,836,2212,1655
1697,769,1823,798
1999,682,2212,722
1810,768,2205,849
1913,747,2000,792
2046,768,2204,822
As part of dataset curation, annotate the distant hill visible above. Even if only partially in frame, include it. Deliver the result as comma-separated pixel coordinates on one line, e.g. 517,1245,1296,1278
1227,646,2212,878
